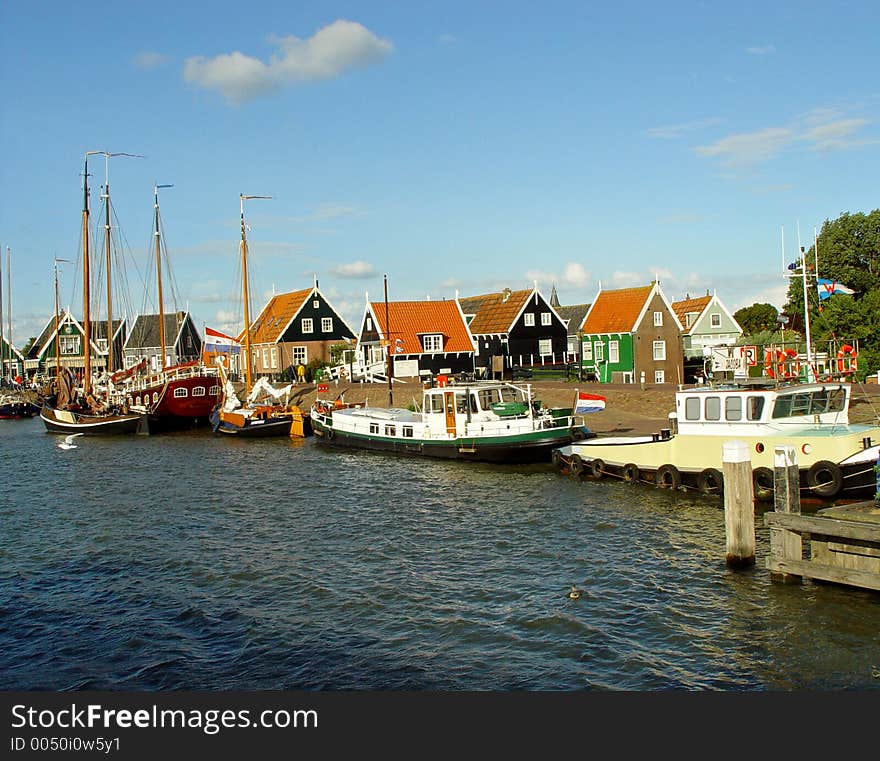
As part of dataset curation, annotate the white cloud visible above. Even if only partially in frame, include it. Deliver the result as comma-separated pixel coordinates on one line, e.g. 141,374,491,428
184,20,393,104
803,118,870,151
134,51,170,70
746,45,776,56
331,260,376,279
694,127,793,165
647,117,724,139
525,261,591,290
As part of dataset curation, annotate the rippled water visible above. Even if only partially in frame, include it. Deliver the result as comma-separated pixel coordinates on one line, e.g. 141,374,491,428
2,416,879,691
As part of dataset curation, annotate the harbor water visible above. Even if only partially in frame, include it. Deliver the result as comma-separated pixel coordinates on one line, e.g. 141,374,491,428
2,417,879,691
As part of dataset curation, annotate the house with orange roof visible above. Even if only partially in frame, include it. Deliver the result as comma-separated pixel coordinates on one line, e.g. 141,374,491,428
578,281,684,384
243,282,356,379
458,285,568,375
357,298,475,378
672,291,743,382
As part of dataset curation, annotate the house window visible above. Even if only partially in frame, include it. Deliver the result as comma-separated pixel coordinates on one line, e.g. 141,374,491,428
302,318,313,334
321,317,333,333
262,347,270,368
422,334,444,352
174,387,188,398
366,317,373,331
270,347,278,369
583,342,593,361
96,338,108,352
541,312,552,326
653,311,663,327
654,370,665,384
594,342,604,361
524,313,535,326
711,313,721,328
652,340,666,360
538,338,552,355
292,346,307,364
609,340,619,363
192,386,206,397
313,300,320,309
60,335,80,355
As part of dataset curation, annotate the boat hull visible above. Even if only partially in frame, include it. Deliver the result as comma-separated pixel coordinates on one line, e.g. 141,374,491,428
40,404,148,435
0,400,39,419
123,372,219,432
311,414,582,463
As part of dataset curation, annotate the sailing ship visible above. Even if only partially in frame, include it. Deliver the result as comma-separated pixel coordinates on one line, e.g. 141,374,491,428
40,152,147,435
210,194,310,438
310,378,591,463
112,183,219,432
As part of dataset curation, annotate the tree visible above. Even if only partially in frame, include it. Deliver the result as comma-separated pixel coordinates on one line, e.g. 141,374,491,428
733,303,778,335
21,336,37,355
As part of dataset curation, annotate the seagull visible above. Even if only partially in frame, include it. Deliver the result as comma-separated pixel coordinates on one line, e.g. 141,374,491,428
567,585,583,601
58,433,84,450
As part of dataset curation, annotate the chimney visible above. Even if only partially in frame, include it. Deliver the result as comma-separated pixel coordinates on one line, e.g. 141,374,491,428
502,287,511,303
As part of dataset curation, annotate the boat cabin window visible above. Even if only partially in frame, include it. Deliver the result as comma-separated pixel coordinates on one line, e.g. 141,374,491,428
477,387,519,410
771,388,845,419
428,395,445,413
455,393,477,414
370,423,379,434
725,396,742,421
684,397,701,420
747,396,764,420
705,396,721,421
403,425,414,438
384,424,396,436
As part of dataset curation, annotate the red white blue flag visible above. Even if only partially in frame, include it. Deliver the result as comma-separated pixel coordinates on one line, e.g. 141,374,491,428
817,278,856,300
204,326,241,353
574,391,606,414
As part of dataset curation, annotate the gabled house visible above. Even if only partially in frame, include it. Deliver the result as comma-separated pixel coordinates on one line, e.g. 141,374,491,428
458,285,568,373
357,298,474,378
244,283,356,378
25,311,126,376
578,282,684,384
554,303,592,363
0,336,25,379
672,292,743,382
123,311,201,371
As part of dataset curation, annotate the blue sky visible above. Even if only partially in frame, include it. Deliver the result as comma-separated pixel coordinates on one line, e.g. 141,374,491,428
1,1,878,345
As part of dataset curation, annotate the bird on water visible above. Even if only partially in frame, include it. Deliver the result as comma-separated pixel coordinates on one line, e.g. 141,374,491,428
567,585,582,600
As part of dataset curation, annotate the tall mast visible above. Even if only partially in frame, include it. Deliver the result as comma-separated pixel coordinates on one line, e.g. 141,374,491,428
0,242,4,380
54,259,62,379
6,246,11,378
239,194,271,395
797,222,814,380
154,183,173,371
384,273,393,407
82,153,93,395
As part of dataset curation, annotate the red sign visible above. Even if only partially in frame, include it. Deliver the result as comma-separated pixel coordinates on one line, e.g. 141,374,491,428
317,383,329,393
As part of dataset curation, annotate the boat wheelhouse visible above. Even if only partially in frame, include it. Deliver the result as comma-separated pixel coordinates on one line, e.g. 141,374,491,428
552,382,880,501
311,380,592,463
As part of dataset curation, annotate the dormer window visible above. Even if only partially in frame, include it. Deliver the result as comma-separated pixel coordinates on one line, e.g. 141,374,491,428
422,334,443,352
685,312,698,328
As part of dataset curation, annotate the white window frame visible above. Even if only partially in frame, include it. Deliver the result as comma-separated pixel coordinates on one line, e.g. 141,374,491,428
192,386,206,397
654,370,665,384
422,334,443,352
710,313,721,328
321,317,333,333
583,342,593,361
313,300,320,309
523,313,535,327
540,312,552,326
292,346,307,365
538,338,552,355
594,342,604,362
652,340,666,361
653,311,663,327
608,340,619,364
262,347,270,368
270,347,278,369
60,335,80,355
301,318,313,334
366,317,373,331
173,387,188,398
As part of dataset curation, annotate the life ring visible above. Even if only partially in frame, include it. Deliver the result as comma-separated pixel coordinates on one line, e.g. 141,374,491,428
806,460,843,498
780,349,800,380
569,455,585,478
656,464,681,490
752,467,774,502
697,468,724,496
764,349,786,379
587,458,605,480
836,344,858,375
621,463,640,483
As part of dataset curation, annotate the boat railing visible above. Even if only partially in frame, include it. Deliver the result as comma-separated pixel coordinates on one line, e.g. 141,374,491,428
115,362,219,393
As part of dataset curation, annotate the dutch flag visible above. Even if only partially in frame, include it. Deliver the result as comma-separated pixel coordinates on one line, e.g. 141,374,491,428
204,326,242,354
574,392,606,414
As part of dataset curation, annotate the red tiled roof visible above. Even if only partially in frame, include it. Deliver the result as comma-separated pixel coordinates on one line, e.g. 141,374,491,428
671,295,712,334
458,288,532,334
370,300,473,354
242,288,312,344
581,285,654,334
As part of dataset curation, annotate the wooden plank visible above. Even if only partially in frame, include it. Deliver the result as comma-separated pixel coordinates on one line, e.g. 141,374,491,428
765,554,880,591
764,512,880,542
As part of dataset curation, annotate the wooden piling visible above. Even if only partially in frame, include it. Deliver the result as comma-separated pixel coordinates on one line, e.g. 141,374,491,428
723,440,755,568
769,445,803,583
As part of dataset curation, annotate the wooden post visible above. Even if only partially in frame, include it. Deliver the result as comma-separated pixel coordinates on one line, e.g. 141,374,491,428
768,445,803,583
723,440,755,568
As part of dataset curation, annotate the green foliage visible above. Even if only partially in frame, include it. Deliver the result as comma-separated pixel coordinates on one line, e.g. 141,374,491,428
783,209,880,378
329,342,351,365
21,336,37,355
733,303,778,335
305,358,328,383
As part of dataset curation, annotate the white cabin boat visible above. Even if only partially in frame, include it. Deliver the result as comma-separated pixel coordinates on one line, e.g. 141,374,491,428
310,380,593,463
552,382,880,500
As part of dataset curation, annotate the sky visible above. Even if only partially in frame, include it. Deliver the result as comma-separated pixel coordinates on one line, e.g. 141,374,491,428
1,0,878,346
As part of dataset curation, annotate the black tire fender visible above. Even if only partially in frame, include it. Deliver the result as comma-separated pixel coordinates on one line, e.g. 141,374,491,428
752,467,774,502
622,463,640,483
569,455,585,478
697,467,724,495
656,464,681,490
806,460,843,498
588,458,605,480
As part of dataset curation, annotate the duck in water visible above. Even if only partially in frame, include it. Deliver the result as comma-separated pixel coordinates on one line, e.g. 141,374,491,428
567,585,582,600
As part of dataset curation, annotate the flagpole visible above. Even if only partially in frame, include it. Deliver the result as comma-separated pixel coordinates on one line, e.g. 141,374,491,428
797,223,814,381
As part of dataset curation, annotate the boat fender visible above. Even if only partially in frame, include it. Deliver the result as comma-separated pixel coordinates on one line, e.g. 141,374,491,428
588,458,606,480
656,464,681,490
752,467,774,502
326,426,335,440
622,463,640,483
697,468,724,496
551,449,565,471
569,454,585,478
806,460,843,498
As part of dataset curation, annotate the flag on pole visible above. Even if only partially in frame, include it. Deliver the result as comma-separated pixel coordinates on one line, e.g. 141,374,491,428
817,278,856,300
573,391,606,414
204,326,242,353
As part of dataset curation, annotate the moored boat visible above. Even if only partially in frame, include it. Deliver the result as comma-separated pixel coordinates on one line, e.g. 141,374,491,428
310,379,593,463
0,392,40,419
552,381,880,501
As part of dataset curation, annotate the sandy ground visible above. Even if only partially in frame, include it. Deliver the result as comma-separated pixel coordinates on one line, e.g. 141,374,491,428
281,377,880,436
